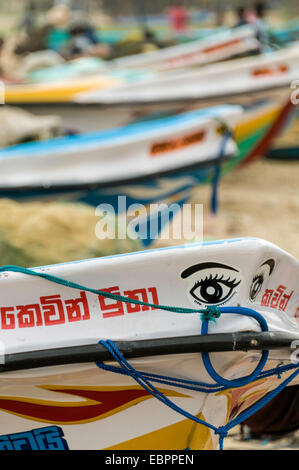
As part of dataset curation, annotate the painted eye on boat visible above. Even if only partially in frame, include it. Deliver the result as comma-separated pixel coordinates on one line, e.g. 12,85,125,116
249,258,276,302
181,262,242,307
249,274,264,301
190,275,241,305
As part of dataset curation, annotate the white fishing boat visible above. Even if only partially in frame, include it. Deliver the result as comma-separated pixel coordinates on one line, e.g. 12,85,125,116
0,105,240,246
5,38,298,136
77,42,299,106
0,237,298,450
13,42,297,135
108,25,260,72
16,26,259,84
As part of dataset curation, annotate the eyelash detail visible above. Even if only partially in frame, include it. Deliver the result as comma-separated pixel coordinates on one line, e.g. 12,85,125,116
252,274,264,284
193,274,241,288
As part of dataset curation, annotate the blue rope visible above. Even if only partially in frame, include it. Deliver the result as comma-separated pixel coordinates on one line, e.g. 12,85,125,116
97,340,299,450
97,357,299,394
98,305,270,391
96,339,220,436
201,306,269,388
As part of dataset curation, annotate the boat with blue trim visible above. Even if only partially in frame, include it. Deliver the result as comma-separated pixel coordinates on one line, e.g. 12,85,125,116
0,105,240,246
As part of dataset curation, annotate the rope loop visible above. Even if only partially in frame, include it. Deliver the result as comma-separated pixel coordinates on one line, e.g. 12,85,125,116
200,306,269,388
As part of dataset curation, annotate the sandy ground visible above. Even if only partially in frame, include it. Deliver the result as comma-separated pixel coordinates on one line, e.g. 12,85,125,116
165,110,299,259
193,157,299,261
153,150,299,262
224,427,299,450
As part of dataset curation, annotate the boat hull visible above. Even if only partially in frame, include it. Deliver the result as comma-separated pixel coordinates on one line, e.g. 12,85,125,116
0,355,296,450
0,95,292,247
14,86,292,133
0,237,298,450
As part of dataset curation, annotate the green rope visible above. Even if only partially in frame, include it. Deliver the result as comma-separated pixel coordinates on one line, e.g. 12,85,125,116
200,306,221,323
0,265,221,318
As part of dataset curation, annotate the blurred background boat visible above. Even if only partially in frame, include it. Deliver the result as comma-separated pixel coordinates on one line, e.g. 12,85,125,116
2,41,295,135
0,105,241,246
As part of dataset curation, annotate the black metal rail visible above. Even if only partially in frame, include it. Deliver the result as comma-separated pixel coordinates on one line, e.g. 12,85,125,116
1,330,298,373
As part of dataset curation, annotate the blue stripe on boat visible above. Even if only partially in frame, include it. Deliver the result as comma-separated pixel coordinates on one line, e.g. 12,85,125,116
0,106,237,159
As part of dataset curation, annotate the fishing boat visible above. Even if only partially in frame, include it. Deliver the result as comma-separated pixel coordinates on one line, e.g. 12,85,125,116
0,105,240,246
0,96,291,195
5,41,296,137
107,25,260,72
3,25,259,104
265,106,299,161
3,75,121,105
77,42,299,106
0,97,291,245
71,43,299,165
20,26,258,84
0,97,292,250
0,237,298,450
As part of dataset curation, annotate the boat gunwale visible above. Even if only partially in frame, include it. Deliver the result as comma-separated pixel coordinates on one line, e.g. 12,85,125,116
1,330,299,374
0,151,235,195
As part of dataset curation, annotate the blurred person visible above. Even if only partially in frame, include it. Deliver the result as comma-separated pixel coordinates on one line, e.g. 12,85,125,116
0,5,70,80
141,29,164,52
246,1,269,48
62,13,111,60
233,6,249,28
0,37,5,77
215,1,225,27
44,4,72,53
245,6,258,23
167,1,189,36
19,0,37,36
253,1,269,43
14,4,71,55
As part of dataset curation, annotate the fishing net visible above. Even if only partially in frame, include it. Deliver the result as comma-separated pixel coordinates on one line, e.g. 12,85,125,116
0,199,142,267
